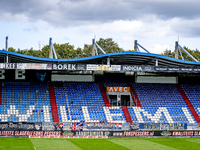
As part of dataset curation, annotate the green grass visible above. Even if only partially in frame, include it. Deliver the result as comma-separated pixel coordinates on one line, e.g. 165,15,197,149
0,138,34,150
0,138,200,150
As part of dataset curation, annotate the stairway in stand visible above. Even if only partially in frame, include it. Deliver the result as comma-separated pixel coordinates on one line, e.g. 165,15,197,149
48,83,59,123
176,85,200,124
99,84,111,107
121,106,133,124
128,84,142,107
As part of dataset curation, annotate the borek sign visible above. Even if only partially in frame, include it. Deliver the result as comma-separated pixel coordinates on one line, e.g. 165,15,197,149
107,87,130,92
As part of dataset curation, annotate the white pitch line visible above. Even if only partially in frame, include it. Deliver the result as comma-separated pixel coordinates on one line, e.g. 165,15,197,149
34,147,37,150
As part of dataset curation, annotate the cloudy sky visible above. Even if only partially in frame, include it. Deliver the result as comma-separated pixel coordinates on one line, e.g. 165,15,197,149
0,0,200,54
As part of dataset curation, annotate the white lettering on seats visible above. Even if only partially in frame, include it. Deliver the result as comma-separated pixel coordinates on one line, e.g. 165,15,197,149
0,105,35,122
103,107,125,123
182,107,195,124
82,106,99,123
132,107,173,123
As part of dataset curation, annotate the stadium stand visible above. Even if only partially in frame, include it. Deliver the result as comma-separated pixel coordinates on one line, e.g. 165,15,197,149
129,83,197,125
0,80,200,126
180,84,200,124
2,45,200,134
54,82,127,124
1,82,53,123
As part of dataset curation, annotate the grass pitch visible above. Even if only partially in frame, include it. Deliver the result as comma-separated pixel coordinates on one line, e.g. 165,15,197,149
0,138,200,150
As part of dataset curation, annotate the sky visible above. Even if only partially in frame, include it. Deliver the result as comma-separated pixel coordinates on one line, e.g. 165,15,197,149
0,0,200,54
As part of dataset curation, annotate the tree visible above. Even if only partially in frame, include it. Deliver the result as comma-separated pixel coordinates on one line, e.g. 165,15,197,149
96,38,124,54
75,47,85,58
78,38,125,58
81,44,93,58
161,49,175,58
39,43,78,59
161,47,200,62
54,43,75,59
40,45,49,58
8,47,16,52
179,47,200,62
5,38,125,59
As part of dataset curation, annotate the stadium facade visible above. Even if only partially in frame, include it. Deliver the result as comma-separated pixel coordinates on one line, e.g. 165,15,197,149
0,49,200,137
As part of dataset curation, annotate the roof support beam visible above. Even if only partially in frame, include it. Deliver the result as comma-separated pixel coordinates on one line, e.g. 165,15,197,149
177,45,184,60
176,41,184,60
92,39,95,56
156,59,158,66
134,40,138,52
175,41,179,59
134,40,150,53
177,41,198,62
5,36,8,63
107,57,110,65
51,42,58,59
49,38,57,59
49,38,53,58
93,39,106,55
93,39,98,55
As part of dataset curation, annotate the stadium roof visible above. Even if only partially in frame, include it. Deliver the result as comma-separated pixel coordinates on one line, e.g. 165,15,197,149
0,50,200,68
